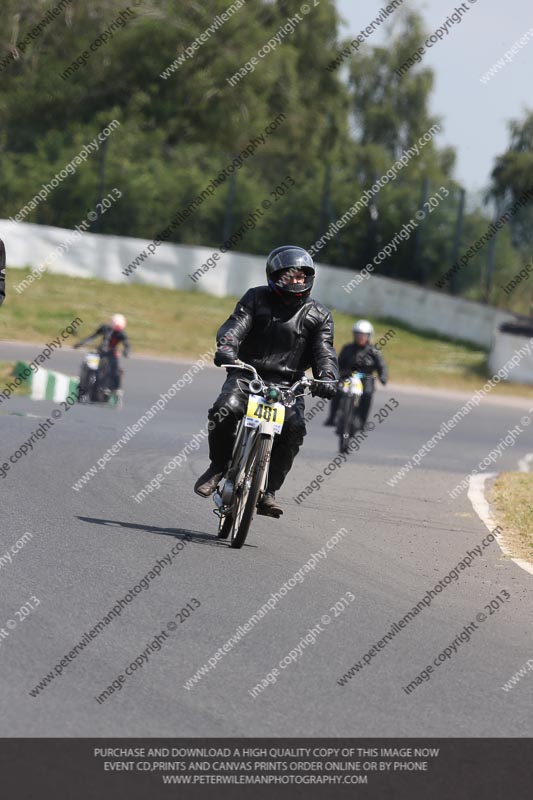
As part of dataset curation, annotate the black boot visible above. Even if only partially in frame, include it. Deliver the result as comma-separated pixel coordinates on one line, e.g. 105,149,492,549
257,491,283,518
194,464,224,497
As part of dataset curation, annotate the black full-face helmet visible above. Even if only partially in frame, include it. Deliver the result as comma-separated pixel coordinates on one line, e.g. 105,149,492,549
266,245,315,304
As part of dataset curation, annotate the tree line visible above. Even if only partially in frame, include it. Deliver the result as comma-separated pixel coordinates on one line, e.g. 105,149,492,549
0,0,531,314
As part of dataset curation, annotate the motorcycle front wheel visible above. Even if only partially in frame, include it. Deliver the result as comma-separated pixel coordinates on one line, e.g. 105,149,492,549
338,394,354,454
230,433,272,550
88,371,98,402
218,514,233,540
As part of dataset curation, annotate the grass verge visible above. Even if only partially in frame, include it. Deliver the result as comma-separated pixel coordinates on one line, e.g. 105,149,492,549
2,268,533,396
0,361,30,398
490,473,533,564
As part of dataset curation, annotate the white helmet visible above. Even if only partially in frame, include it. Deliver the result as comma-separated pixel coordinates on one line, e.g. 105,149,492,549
353,319,373,338
111,313,126,331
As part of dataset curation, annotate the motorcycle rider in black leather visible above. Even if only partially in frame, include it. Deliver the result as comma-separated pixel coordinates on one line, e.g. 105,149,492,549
194,245,339,518
0,238,6,307
73,314,130,392
324,320,387,430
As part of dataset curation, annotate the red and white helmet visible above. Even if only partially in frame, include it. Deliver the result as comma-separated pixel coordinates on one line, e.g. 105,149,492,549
111,313,126,331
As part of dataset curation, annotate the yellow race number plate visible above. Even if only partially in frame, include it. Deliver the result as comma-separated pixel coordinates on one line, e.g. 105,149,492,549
245,395,285,433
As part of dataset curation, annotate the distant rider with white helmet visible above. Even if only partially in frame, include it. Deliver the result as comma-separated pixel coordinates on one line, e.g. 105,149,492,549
324,320,387,430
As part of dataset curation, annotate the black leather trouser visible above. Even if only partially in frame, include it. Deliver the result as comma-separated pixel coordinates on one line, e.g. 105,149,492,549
104,353,121,391
207,372,306,493
357,390,373,428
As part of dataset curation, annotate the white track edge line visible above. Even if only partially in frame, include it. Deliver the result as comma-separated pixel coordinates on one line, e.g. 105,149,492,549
468,472,533,577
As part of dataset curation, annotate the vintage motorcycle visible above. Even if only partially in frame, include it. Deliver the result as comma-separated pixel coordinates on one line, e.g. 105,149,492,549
76,350,123,407
336,372,364,454
212,360,332,549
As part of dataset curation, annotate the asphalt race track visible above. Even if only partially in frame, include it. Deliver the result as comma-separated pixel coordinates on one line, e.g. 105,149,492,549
1,342,532,737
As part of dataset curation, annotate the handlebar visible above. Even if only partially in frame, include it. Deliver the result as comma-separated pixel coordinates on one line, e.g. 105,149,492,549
340,371,365,381
223,360,336,406
223,360,259,381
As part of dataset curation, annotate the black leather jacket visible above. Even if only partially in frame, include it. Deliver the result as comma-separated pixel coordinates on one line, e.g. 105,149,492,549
338,342,387,383
77,325,130,357
0,239,5,307
217,286,339,384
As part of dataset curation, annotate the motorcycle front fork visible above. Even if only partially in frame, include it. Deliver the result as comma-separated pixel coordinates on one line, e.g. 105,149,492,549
213,424,270,519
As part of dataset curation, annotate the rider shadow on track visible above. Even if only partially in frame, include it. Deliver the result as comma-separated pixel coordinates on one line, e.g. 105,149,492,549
75,516,248,547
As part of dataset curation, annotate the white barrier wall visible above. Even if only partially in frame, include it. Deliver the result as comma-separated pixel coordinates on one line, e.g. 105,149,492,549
0,219,516,347
489,331,533,384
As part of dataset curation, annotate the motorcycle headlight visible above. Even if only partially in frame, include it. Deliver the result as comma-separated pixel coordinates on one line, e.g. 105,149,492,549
266,387,279,403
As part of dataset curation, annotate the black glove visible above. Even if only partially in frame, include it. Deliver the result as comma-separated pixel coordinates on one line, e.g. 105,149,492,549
312,380,337,400
214,346,237,367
